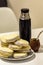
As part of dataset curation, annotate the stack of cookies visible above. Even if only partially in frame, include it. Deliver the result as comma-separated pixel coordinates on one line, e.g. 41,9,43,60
0,33,31,58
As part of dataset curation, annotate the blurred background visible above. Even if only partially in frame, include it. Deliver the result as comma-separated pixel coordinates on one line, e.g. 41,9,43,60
0,0,43,29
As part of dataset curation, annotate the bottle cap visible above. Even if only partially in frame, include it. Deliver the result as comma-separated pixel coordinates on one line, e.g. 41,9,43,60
21,8,29,13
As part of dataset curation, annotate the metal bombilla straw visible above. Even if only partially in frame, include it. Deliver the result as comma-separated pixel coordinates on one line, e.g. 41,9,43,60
37,30,43,48
37,30,43,39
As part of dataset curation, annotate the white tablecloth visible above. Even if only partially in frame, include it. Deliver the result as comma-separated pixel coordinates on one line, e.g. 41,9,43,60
0,28,43,65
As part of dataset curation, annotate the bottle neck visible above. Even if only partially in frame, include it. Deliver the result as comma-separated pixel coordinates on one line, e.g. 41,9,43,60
20,12,30,20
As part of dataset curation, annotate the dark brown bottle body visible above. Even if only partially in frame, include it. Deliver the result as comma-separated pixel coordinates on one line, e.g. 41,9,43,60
19,8,31,42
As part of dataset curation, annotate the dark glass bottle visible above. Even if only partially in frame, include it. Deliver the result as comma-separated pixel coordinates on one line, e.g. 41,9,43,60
19,8,31,42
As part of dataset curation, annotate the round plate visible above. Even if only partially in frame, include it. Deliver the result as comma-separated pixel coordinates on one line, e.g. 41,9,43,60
0,50,34,61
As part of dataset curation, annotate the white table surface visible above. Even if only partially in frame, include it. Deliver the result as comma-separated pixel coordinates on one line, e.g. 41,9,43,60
0,28,43,65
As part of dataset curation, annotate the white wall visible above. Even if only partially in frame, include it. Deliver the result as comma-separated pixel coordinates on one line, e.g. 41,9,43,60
8,0,43,28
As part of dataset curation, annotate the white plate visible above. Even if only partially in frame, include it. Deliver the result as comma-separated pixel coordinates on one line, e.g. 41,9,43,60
0,50,34,61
